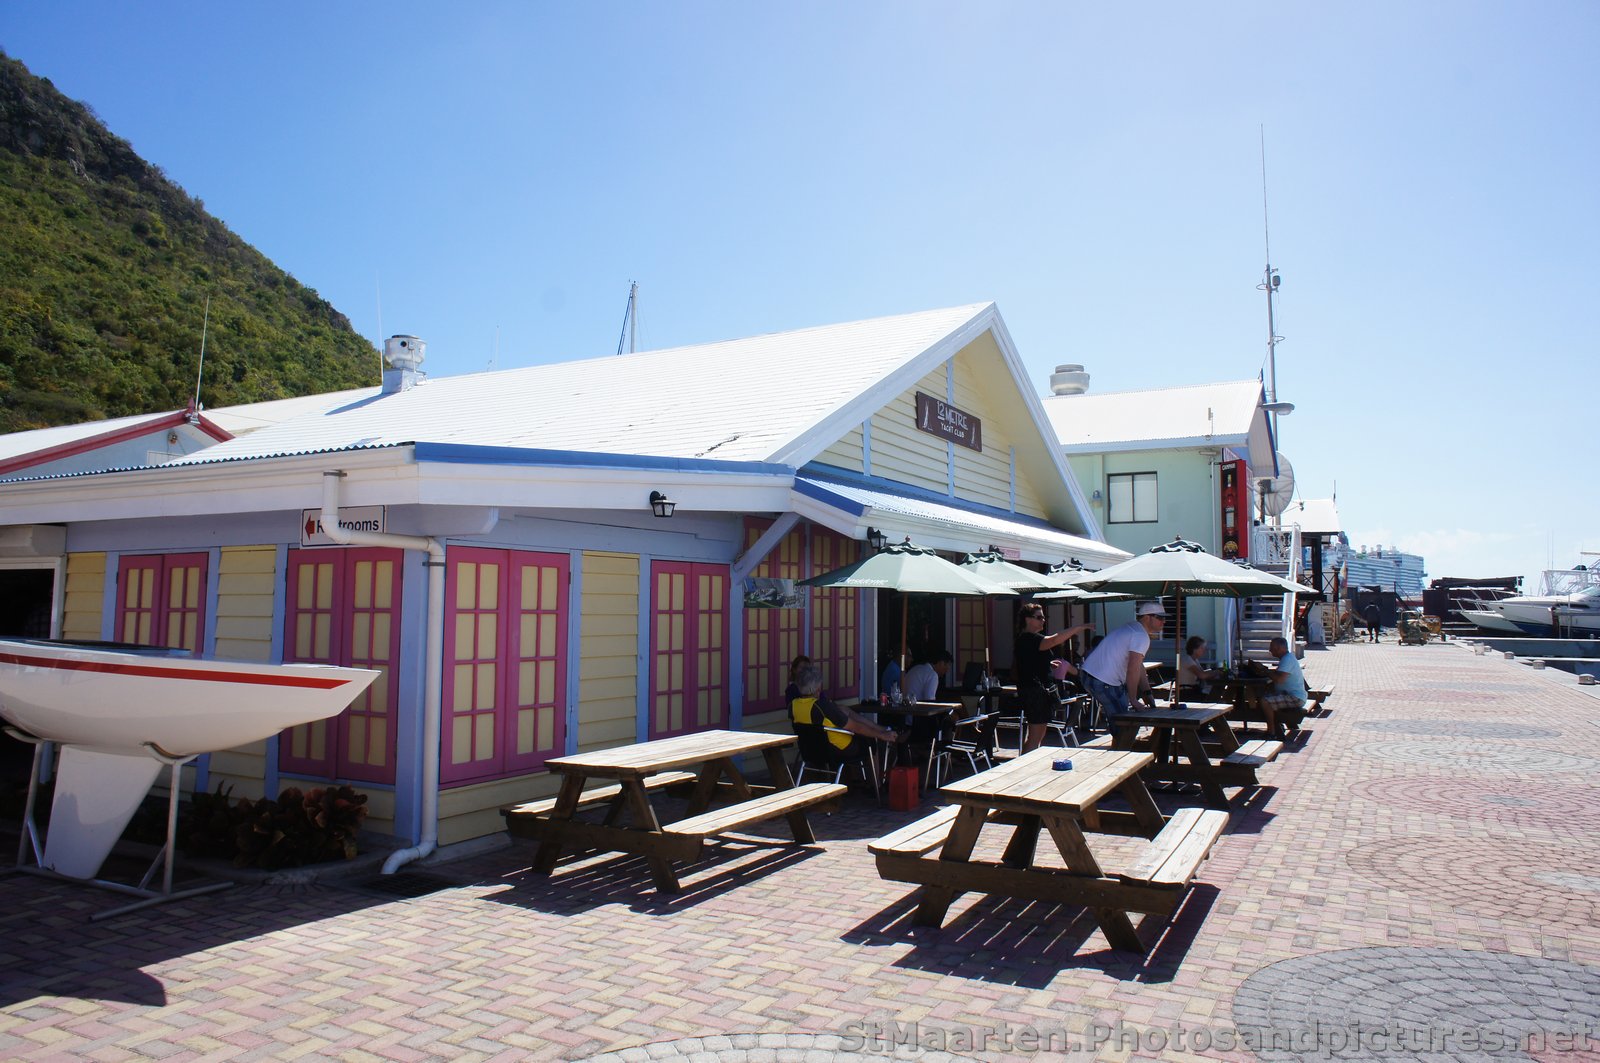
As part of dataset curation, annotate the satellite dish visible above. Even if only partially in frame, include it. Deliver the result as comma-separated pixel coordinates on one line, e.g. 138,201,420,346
1258,453,1296,517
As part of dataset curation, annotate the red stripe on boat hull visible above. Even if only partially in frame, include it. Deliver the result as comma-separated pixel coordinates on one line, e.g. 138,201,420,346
0,651,353,690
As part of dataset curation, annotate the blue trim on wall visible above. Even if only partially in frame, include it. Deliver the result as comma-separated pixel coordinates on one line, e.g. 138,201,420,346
393,548,430,843
564,550,582,757
636,558,652,745
261,543,290,802
792,476,868,515
99,551,119,640
413,442,794,478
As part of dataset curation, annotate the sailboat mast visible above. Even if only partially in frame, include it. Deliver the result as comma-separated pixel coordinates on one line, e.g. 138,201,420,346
615,281,639,356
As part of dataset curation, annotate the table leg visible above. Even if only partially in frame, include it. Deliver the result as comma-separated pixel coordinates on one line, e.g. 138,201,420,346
761,746,796,789
620,779,681,893
1110,720,1137,751
1041,814,1143,952
1001,814,1042,869
685,760,727,814
913,805,987,927
531,774,587,874
760,746,817,844
1177,728,1230,810
1117,775,1167,837
1207,715,1241,755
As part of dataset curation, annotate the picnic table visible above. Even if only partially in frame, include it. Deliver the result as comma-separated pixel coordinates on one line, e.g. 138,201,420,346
1107,702,1281,809
870,747,1229,952
502,729,843,893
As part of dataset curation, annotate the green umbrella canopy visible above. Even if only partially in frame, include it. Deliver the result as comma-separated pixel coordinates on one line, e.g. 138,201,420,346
800,539,1010,672
799,540,1008,596
957,550,1069,592
1069,539,1310,599
1070,538,1308,705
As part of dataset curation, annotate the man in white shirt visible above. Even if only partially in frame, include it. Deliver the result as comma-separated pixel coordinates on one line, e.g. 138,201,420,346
901,651,951,703
1081,601,1166,719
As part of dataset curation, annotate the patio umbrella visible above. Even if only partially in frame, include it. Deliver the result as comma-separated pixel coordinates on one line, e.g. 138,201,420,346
799,539,1008,673
1068,538,1311,703
957,550,1070,592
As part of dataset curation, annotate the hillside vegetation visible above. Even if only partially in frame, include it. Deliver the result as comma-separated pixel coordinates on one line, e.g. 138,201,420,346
0,51,377,433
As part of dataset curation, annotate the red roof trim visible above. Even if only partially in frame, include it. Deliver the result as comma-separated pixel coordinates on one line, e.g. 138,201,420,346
0,411,235,476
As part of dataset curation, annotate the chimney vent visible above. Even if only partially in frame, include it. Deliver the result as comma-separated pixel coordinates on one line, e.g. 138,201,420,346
383,335,425,394
1050,363,1090,396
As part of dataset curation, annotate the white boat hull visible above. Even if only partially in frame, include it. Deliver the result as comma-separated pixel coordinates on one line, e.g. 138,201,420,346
0,639,378,756
1460,609,1523,634
0,640,378,879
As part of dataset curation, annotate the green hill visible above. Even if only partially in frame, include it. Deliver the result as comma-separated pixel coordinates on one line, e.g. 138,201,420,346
0,50,378,433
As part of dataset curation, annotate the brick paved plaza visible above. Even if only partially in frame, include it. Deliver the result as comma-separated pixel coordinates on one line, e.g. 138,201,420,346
3,641,1598,1061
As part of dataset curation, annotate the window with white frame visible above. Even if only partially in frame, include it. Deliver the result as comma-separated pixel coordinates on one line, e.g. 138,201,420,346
1107,472,1158,524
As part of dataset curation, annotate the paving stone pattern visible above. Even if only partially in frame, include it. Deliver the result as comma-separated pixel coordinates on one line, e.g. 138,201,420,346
1349,775,1600,835
1232,947,1600,1063
1,641,1598,1061
1354,718,1562,739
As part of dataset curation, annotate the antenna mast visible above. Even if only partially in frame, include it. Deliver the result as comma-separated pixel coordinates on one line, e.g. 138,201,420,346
191,295,211,417
1257,128,1283,409
616,281,638,355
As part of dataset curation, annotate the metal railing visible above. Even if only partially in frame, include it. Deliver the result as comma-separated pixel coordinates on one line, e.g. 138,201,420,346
1251,524,1303,646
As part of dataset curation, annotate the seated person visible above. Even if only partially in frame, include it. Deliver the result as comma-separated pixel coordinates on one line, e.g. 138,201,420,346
1177,636,1221,698
879,656,902,699
784,654,812,709
901,650,952,703
791,663,904,755
1260,636,1308,739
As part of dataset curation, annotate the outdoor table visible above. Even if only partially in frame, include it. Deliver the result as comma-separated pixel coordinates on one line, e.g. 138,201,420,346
1108,702,1279,809
869,747,1229,952
1221,675,1276,733
503,729,843,893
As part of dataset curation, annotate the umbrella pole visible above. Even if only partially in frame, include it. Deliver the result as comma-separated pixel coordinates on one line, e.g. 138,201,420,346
1172,594,1183,706
899,596,909,675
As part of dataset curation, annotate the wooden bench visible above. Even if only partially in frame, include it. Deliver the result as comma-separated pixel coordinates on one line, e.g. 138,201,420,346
1117,807,1230,888
869,806,964,859
1223,738,1284,768
1307,685,1335,717
502,770,697,819
662,782,846,853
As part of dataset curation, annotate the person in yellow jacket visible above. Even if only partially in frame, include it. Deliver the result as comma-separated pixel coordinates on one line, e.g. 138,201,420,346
789,662,903,751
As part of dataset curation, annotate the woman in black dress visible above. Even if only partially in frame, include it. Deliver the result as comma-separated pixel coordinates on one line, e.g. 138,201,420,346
1013,603,1093,752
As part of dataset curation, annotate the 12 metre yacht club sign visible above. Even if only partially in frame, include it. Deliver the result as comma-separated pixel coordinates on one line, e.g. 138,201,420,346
301,507,386,547
914,392,982,451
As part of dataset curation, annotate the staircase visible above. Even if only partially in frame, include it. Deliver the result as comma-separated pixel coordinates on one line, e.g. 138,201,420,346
1243,525,1303,664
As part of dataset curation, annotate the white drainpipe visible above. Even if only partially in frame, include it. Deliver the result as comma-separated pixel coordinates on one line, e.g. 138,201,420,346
321,470,446,875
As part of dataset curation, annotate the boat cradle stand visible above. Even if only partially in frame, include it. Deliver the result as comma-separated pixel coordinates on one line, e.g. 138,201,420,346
3,726,233,921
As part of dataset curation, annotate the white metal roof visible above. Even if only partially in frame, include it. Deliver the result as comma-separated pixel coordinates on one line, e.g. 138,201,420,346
1285,497,1341,535
204,387,378,436
165,304,995,468
0,411,172,463
1044,379,1266,452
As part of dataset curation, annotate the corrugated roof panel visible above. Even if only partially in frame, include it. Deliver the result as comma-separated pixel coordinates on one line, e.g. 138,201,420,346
799,476,1126,564
167,304,991,467
1044,379,1265,450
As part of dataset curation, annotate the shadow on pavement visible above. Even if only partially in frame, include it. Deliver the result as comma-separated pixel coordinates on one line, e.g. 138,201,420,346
841,882,1217,988
483,836,821,916
0,855,403,1009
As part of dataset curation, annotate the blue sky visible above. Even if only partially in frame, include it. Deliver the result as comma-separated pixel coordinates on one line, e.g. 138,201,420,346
6,2,1597,587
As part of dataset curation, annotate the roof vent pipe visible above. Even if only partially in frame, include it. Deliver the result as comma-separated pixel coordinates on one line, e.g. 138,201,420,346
1050,363,1090,396
382,335,426,395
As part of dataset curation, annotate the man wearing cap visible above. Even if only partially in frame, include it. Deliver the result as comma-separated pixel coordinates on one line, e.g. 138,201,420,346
1081,601,1167,720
